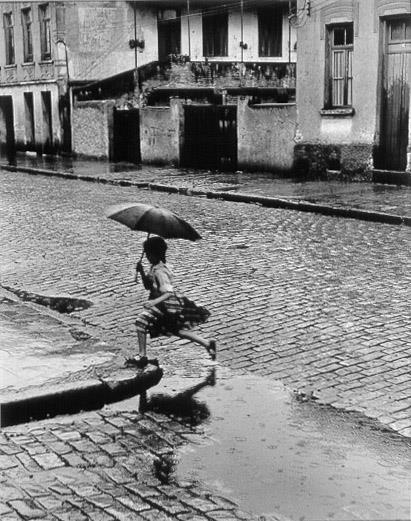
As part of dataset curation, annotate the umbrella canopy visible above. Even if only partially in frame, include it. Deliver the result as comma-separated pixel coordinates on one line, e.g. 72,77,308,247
106,202,201,241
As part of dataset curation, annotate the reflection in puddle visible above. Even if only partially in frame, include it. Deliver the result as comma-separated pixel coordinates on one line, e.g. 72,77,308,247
139,368,215,426
145,370,410,521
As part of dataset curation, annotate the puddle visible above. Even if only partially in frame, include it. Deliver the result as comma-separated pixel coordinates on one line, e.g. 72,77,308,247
145,370,411,521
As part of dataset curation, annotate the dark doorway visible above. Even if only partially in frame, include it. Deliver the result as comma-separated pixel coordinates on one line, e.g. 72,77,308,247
0,95,16,164
182,105,237,171
112,107,140,164
377,16,411,171
24,92,35,150
41,90,53,154
158,8,180,62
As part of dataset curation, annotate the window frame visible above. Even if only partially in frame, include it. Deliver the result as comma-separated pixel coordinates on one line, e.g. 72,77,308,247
324,23,354,109
21,7,33,63
258,7,283,58
39,3,51,61
3,12,15,65
202,11,228,58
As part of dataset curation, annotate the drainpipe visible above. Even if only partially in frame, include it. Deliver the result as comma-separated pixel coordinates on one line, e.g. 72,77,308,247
288,0,292,63
240,0,244,87
133,1,139,99
187,0,191,59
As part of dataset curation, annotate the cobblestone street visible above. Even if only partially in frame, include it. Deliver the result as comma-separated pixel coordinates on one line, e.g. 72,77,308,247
0,404,255,521
1,170,410,437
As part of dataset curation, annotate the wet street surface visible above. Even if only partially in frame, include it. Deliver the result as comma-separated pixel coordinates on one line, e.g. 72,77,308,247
0,296,113,394
0,167,411,519
168,371,410,520
7,154,411,217
1,368,409,521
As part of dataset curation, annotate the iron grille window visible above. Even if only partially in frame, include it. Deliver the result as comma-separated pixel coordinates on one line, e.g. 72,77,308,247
22,7,33,62
3,12,15,65
326,23,353,108
203,11,228,57
258,7,283,57
39,4,51,60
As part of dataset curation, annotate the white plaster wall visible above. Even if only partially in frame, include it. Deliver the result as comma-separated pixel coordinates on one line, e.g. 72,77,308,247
69,3,158,81
180,8,296,62
0,82,61,148
297,0,380,145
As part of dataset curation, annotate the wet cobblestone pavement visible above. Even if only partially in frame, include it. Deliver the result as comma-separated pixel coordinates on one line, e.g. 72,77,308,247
1,405,259,521
5,155,411,217
0,166,410,520
1,169,410,437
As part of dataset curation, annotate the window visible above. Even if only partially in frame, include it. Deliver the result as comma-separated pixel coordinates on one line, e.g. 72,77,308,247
326,24,353,108
388,18,411,42
3,12,15,65
203,12,228,57
258,8,283,57
24,92,35,147
22,7,33,62
39,4,51,60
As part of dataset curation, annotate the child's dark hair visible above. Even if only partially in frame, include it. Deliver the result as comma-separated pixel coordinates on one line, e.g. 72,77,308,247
144,236,167,262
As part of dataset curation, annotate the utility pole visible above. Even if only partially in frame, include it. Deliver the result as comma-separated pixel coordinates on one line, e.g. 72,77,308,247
187,0,191,58
133,1,139,99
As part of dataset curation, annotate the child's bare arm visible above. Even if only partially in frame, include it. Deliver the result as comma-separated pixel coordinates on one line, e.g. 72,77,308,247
136,262,152,290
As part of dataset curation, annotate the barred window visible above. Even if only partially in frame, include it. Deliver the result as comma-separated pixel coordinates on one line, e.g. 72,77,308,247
326,24,353,108
3,12,15,65
22,7,33,62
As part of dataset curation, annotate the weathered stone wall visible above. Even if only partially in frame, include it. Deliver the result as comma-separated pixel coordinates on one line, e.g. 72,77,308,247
72,100,114,159
65,2,158,81
237,98,297,172
294,143,373,180
140,99,183,165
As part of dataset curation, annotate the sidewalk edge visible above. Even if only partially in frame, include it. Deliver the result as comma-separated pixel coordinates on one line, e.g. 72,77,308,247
2,164,410,226
0,367,163,428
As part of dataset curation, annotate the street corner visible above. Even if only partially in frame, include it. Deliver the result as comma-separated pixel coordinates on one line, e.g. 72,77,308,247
0,363,163,429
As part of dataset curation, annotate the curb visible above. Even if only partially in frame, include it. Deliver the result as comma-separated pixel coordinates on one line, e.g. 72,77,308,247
2,163,410,227
0,366,163,428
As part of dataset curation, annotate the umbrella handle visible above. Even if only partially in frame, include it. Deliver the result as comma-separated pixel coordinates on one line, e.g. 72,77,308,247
134,233,150,283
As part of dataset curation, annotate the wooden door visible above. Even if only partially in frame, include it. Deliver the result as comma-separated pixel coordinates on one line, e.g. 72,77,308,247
379,17,411,171
182,105,237,171
0,96,15,163
112,108,140,164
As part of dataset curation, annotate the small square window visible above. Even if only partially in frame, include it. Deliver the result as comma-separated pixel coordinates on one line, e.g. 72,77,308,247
390,20,404,41
333,25,353,46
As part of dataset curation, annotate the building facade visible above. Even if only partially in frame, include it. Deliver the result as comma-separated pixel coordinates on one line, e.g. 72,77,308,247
0,1,68,157
295,0,411,176
0,0,297,169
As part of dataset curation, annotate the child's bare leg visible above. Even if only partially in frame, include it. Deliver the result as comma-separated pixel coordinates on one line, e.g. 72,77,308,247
176,330,217,360
137,330,147,359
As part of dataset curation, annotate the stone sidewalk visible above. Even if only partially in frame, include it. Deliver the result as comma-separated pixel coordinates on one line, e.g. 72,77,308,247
0,290,264,521
2,155,411,220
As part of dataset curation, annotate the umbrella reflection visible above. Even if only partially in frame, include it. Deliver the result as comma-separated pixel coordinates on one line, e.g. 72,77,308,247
139,368,216,426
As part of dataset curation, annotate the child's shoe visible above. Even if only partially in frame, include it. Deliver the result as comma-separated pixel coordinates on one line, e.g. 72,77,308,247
125,356,148,369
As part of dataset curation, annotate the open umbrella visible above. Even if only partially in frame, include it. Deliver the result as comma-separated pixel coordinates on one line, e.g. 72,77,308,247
106,202,201,241
106,202,201,283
